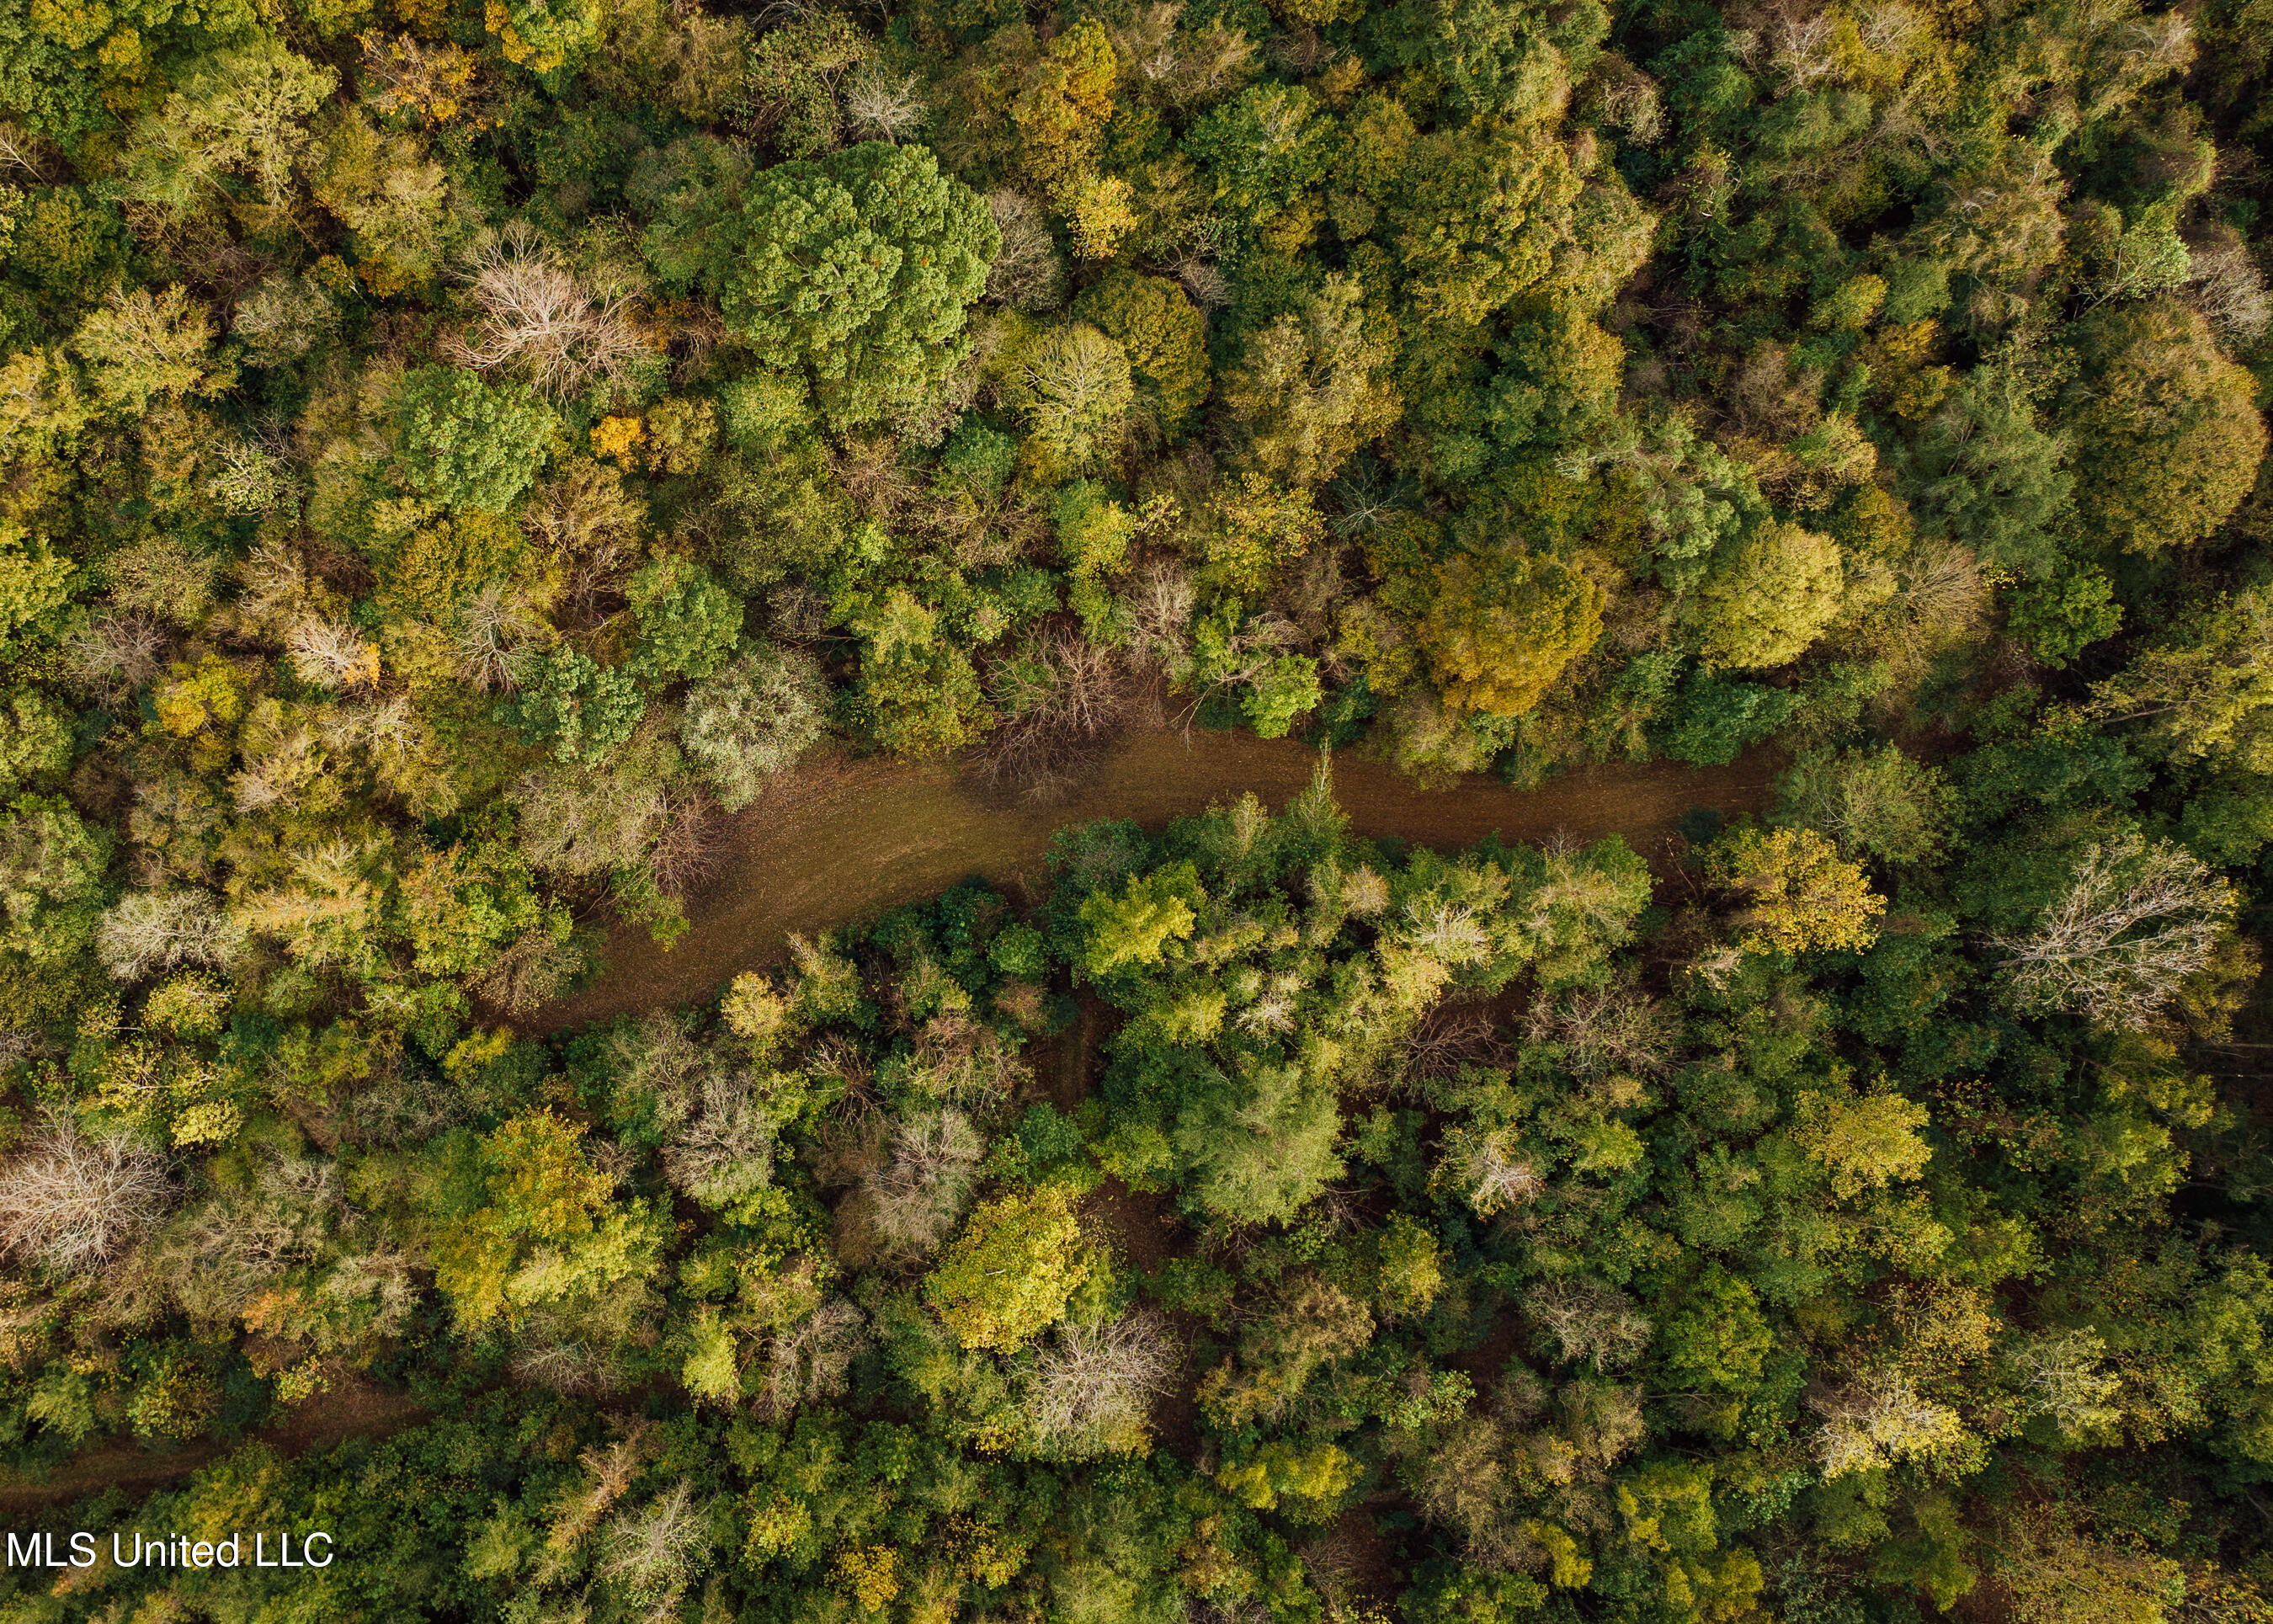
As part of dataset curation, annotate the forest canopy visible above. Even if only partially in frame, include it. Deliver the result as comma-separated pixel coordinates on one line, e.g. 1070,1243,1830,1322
0,0,2270,1613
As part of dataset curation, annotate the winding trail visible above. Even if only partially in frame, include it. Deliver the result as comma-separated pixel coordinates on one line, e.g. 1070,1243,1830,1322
2,732,1774,1514
533,727,1781,1033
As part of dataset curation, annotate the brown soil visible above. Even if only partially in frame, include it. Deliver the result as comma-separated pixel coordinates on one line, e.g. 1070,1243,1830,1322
533,726,1777,1034
0,1374,427,1516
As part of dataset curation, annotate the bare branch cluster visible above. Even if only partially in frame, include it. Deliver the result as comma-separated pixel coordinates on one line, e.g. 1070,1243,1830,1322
0,1115,173,1274
1025,1307,1179,1449
448,223,652,400
1994,833,2236,1030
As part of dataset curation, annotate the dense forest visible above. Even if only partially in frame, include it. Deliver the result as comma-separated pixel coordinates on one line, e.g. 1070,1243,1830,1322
0,0,2269,1611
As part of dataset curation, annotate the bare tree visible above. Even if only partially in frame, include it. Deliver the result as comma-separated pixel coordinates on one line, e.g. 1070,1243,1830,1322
982,632,1138,797
599,1482,715,1615
1025,1307,1179,1451
448,222,652,401
96,887,240,981
285,618,381,690
454,583,546,693
859,1109,985,1259
0,1114,173,1274
1446,1124,1544,1217
1402,1007,1509,1087
983,191,1066,311
659,1064,777,1209
1994,834,2237,1030
1525,1276,1653,1372
840,61,924,142
645,782,722,902
1522,982,1677,1082
2185,232,2272,347
754,1298,869,1419
471,925,587,1017
68,611,168,695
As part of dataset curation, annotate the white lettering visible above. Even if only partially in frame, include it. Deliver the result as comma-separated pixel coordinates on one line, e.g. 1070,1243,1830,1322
111,1532,141,1568
68,1532,94,1568
304,1532,333,1568
3,1532,34,1568
191,1541,214,1568
215,1535,239,1568
256,1533,278,1567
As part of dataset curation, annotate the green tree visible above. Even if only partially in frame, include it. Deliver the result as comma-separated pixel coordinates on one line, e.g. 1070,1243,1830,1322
924,1184,1091,1350
707,143,996,431
2065,299,2267,553
1078,863,1202,978
1174,1056,1344,1223
508,649,647,764
680,645,828,809
2009,563,2122,669
742,11,871,157
429,1111,663,1330
122,40,336,216
0,687,71,794
1243,655,1322,739
1705,825,1885,955
1384,120,1580,327
628,557,743,684
0,528,76,663
0,794,111,967
1774,745,1954,865
71,286,232,412
1685,519,1844,670
393,366,559,514
1418,547,1605,717
851,588,989,758
1216,275,1399,487
1009,322,1132,478
1072,271,1211,438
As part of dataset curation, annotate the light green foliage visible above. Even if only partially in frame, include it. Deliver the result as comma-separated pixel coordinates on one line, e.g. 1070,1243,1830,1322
487,0,604,72
851,588,988,758
1071,271,1211,437
72,286,232,412
1078,863,1201,978
1174,1054,1344,1224
1685,519,1844,670
0,529,75,661
123,40,336,216
1774,746,1954,865
2065,300,2267,553
1792,1085,1934,1199
924,1183,1091,1350
1242,655,1321,739
392,366,558,514
396,831,552,980
1419,548,1605,717
1216,274,1399,487
711,143,996,430
681,645,828,808
0,794,111,966
1705,824,1886,955
429,1111,663,1330
1009,322,1132,477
